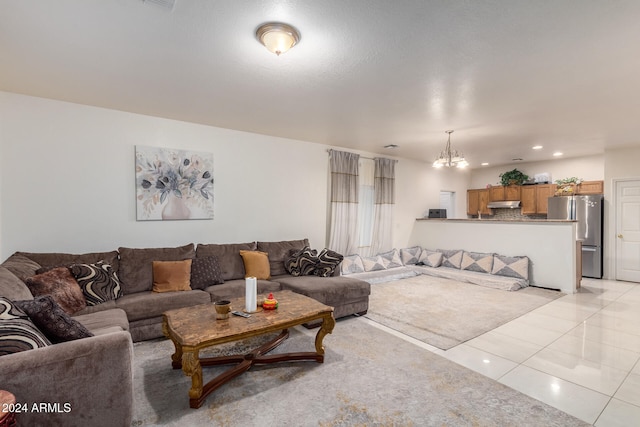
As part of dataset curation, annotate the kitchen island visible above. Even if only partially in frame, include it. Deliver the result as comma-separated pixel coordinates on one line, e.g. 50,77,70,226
410,218,578,293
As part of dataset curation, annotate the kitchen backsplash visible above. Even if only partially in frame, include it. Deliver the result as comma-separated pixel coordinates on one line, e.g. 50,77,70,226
479,208,547,220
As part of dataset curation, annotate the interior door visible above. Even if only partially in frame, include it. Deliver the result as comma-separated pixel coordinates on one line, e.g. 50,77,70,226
616,179,640,282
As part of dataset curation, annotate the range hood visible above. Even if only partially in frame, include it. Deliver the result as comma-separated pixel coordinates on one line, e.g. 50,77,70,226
487,200,521,209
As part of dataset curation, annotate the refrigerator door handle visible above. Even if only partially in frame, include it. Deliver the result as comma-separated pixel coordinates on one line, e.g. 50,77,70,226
582,246,597,252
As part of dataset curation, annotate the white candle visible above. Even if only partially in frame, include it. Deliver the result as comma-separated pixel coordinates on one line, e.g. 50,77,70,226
245,277,257,312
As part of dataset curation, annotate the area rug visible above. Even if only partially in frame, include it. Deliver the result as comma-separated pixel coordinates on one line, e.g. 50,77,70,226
131,318,587,426
364,275,563,350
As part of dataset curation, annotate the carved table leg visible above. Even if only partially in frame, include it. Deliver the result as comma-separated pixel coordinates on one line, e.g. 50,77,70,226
182,350,204,408
314,313,336,357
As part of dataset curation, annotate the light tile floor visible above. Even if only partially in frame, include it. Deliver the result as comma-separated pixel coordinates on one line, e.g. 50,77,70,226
364,278,640,426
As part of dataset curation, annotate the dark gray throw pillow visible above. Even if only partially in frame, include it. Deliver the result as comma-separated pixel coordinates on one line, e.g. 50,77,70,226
285,247,318,277
314,248,344,277
71,261,122,306
190,256,225,289
0,296,51,355
16,295,93,344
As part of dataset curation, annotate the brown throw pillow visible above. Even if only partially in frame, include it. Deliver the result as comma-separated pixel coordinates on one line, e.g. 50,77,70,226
25,267,87,315
152,260,193,293
239,250,271,280
16,295,93,344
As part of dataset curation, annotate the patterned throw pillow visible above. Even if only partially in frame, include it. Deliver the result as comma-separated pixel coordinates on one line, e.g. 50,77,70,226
0,297,51,355
285,247,318,277
438,249,464,269
16,295,93,344
340,254,365,275
461,252,495,274
314,248,344,277
418,249,443,268
361,255,387,272
189,256,225,289
400,246,422,265
491,255,530,280
25,267,87,315
70,261,122,306
379,249,403,269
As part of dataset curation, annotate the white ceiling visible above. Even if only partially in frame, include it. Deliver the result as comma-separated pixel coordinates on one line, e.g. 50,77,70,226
2,0,640,168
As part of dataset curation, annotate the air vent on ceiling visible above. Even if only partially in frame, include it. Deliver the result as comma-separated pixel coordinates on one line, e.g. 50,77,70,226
143,0,176,11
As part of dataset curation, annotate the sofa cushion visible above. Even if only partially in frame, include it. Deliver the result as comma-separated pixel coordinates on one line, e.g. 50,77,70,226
491,255,530,280
418,249,443,268
1,253,42,283
118,244,195,294
115,290,210,322
340,255,365,275
24,267,87,315
461,252,494,274
196,242,256,281
257,239,310,277
239,250,271,280
190,256,224,289
0,267,33,301
438,249,464,269
152,260,192,292
276,276,370,306
17,250,120,275
73,308,130,333
314,248,344,277
205,279,281,302
379,249,403,269
361,255,386,272
70,261,122,306
0,297,51,355
284,247,318,277
400,246,422,265
15,295,93,344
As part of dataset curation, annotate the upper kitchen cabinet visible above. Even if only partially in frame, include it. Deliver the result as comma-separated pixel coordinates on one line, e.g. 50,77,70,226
504,185,521,201
488,185,520,201
520,184,556,215
489,186,505,201
576,180,604,194
536,184,557,214
467,189,491,216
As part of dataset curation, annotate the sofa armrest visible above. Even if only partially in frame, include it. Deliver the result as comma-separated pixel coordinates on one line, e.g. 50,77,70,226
0,331,133,427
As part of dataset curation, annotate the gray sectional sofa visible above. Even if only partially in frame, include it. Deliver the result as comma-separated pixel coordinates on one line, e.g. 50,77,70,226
0,238,370,426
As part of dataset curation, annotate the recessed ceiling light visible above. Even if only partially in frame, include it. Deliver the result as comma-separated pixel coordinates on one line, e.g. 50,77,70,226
384,144,398,149
481,162,489,166
553,152,563,157
532,145,543,150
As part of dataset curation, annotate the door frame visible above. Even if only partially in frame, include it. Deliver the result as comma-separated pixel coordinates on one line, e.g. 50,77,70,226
613,177,640,282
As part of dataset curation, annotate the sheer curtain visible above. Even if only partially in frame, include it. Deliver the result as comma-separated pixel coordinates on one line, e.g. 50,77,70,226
370,157,396,255
328,150,360,255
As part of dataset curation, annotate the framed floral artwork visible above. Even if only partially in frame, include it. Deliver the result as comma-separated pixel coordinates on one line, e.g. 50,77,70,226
135,146,214,220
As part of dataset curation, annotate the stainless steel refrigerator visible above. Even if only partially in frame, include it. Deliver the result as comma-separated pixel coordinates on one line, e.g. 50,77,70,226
547,194,603,278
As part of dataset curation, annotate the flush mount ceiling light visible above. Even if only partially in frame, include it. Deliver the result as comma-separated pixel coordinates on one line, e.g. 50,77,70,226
256,22,300,56
432,130,468,169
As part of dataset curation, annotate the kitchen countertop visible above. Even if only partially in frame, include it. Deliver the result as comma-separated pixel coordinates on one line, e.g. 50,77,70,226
416,218,576,223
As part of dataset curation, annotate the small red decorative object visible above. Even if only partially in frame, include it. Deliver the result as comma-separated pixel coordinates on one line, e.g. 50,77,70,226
262,293,278,310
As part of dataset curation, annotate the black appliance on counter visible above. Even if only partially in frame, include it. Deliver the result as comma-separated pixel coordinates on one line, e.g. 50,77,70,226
428,209,447,218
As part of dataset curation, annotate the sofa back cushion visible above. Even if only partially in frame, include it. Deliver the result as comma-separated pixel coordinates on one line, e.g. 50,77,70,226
461,251,494,274
0,267,34,301
1,253,42,283
17,250,120,274
418,249,443,268
256,239,310,277
438,249,464,269
196,242,256,281
118,244,195,294
400,246,422,265
491,254,530,280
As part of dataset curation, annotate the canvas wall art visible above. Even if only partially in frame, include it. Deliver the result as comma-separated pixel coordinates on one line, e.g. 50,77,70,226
135,146,214,220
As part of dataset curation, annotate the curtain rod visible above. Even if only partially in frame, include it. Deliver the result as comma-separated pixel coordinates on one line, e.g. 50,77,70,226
326,149,398,162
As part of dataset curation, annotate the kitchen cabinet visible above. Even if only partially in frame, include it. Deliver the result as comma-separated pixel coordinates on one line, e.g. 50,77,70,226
519,184,557,215
576,180,604,194
467,189,491,216
489,186,505,201
504,185,521,201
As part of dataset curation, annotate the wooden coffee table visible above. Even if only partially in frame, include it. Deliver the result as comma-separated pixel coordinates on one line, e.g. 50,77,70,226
162,290,335,408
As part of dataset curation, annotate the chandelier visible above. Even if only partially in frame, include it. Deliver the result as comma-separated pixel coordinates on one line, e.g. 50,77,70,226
432,130,469,168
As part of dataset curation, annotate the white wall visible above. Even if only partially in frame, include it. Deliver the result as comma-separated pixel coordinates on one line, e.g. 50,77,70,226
470,155,604,189
603,146,640,280
0,92,470,260
409,220,578,293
